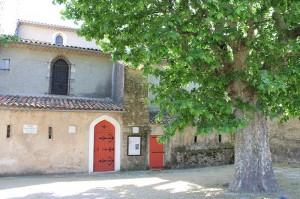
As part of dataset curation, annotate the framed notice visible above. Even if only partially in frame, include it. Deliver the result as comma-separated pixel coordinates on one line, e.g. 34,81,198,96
128,136,141,156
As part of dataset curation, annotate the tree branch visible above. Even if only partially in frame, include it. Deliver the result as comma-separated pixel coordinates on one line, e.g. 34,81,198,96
287,27,300,39
176,31,199,36
272,11,288,31
272,11,300,39
168,0,173,11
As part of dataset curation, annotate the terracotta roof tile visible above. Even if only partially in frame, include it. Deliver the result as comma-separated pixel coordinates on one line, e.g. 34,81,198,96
0,95,124,111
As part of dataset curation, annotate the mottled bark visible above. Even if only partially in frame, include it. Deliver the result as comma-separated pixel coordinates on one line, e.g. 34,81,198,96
230,111,279,192
229,80,279,192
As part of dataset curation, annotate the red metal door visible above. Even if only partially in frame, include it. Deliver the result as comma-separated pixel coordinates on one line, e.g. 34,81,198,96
149,135,164,169
94,120,115,172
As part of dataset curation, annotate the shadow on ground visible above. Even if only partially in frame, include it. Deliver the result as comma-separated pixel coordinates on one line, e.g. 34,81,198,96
0,164,299,199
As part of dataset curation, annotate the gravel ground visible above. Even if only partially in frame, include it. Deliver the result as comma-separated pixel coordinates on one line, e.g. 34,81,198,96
0,164,299,199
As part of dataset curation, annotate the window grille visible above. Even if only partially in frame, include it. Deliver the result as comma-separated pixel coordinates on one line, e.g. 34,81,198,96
50,59,69,95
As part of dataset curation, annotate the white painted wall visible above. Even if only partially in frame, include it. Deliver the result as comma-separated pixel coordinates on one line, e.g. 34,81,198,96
17,24,99,49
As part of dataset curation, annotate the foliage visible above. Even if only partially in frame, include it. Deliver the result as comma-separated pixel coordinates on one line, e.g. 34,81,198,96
0,35,19,60
54,0,300,141
0,35,19,47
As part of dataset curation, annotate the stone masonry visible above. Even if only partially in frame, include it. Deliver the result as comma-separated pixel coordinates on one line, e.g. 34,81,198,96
121,68,150,170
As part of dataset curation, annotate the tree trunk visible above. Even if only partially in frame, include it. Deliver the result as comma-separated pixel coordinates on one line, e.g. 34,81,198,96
230,110,280,192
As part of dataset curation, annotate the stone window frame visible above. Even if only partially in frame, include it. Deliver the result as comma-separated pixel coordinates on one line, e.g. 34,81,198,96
53,32,67,45
55,35,63,45
49,56,72,95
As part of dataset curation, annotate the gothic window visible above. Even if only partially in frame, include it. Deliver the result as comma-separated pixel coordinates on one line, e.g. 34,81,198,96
55,35,63,45
51,59,69,95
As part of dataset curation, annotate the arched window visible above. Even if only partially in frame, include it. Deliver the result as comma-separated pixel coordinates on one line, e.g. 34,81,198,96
55,35,63,45
51,59,69,95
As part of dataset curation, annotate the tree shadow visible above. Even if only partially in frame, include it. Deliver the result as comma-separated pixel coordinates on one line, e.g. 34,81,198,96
0,165,297,199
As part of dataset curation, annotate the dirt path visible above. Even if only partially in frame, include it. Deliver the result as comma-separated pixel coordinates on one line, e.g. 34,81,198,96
0,164,299,199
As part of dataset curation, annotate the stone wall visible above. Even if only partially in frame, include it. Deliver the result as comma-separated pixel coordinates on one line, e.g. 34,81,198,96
112,62,125,107
1,64,299,175
173,148,234,169
152,117,300,168
150,124,235,169
170,136,235,169
121,68,150,170
268,118,300,164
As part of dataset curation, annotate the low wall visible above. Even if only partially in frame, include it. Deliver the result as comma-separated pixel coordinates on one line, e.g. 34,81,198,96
150,124,235,169
268,118,300,164
172,148,234,169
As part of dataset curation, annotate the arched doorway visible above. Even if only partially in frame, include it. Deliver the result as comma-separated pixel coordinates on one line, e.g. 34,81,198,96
89,115,121,172
93,120,115,172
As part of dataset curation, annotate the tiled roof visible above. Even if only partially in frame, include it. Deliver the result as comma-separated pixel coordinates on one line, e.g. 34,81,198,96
16,38,104,53
0,95,124,111
149,111,171,124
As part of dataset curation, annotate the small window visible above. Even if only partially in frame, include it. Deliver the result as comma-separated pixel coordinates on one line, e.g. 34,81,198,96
55,35,63,45
0,59,10,70
7,125,11,138
48,127,53,139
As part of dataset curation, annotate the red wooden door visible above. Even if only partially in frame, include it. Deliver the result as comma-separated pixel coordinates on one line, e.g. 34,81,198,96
94,120,115,172
149,135,164,169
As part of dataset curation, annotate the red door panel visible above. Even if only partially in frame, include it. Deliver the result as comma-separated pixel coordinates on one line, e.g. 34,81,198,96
149,135,164,169
94,120,115,172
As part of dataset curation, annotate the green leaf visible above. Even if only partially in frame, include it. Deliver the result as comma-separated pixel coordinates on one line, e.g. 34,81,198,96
216,12,224,19
55,0,300,143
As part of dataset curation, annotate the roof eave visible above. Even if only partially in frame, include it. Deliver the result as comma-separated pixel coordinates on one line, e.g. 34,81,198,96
17,20,78,32
10,40,110,55
0,107,125,113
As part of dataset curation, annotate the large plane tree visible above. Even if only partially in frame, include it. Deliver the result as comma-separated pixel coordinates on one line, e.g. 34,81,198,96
54,0,300,192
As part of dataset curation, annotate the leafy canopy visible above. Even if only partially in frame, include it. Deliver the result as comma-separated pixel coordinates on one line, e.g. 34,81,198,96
54,0,300,140
0,35,19,47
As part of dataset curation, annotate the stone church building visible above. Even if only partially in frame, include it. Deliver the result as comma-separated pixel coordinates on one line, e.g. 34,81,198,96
0,20,299,175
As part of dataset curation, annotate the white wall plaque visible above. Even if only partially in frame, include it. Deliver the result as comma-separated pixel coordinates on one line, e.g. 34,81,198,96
23,125,38,134
128,136,141,156
69,125,76,133
132,126,139,134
